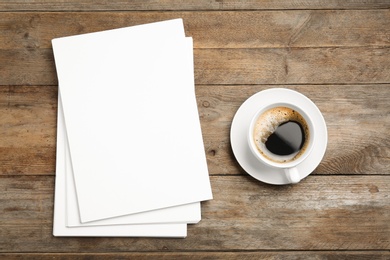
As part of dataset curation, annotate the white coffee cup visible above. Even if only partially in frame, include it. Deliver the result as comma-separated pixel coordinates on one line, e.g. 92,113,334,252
247,102,315,184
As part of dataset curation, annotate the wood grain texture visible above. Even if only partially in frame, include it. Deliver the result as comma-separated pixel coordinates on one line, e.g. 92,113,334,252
0,3,389,257
0,0,389,11
1,251,390,259
0,175,389,251
0,85,389,176
1,47,389,86
1,11,389,86
197,84,390,175
194,47,390,85
0,86,57,174
1,11,389,49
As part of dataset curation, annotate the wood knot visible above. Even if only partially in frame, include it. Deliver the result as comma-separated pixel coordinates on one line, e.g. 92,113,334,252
202,100,210,108
209,149,216,156
367,184,379,194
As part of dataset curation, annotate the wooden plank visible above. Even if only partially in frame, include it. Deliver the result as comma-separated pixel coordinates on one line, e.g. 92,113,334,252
1,11,388,86
0,86,57,175
0,175,389,251
1,251,390,259
0,85,389,176
1,11,389,50
1,46,389,86
0,0,389,11
197,84,390,175
194,47,390,85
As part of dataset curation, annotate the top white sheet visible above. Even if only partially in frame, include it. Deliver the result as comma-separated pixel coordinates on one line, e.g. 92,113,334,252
52,19,213,223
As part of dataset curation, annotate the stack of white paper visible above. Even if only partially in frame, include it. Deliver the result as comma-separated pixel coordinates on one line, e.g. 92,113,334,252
52,19,213,238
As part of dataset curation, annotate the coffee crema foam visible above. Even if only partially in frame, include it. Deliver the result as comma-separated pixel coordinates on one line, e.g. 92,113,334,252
253,106,310,163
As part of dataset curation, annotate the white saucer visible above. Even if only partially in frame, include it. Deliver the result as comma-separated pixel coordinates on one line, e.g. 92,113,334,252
230,88,327,185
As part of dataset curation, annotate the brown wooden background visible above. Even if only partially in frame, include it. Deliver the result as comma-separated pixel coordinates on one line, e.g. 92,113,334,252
0,1,389,259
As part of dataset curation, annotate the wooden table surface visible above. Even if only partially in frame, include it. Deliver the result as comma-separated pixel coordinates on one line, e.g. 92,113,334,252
1,1,390,259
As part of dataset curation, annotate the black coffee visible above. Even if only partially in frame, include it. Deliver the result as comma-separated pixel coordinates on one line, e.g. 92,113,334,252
265,121,305,156
253,106,310,163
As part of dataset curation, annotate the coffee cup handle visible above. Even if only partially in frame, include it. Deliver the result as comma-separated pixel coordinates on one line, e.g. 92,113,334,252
284,167,301,184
